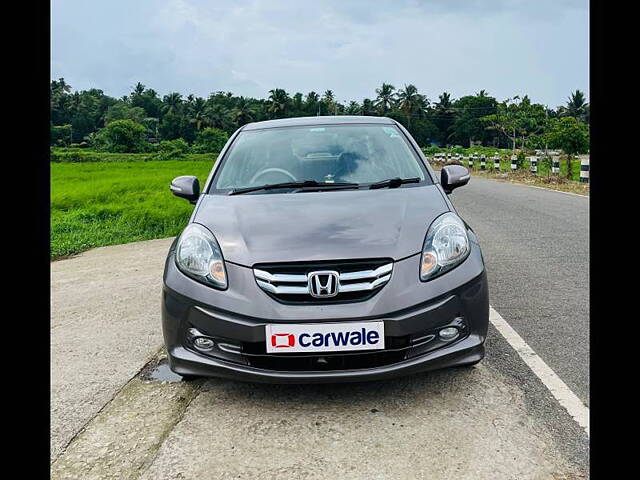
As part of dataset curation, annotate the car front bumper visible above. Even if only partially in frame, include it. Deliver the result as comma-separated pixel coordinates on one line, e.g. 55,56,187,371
161,235,489,384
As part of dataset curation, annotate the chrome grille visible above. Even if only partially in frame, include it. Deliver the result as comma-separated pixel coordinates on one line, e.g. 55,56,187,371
253,260,393,302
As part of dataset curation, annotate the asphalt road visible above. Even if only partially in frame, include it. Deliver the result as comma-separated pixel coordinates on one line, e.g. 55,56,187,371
50,177,589,479
451,177,589,405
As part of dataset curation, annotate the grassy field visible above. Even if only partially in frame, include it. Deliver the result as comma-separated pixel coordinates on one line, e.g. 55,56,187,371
51,160,214,259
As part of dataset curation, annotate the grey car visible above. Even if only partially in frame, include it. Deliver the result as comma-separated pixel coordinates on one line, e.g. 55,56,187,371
162,116,489,383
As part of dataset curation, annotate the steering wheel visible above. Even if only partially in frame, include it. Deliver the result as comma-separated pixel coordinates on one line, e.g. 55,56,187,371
250,168,297,185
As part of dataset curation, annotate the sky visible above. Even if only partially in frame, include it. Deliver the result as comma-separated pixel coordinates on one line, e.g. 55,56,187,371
51,0,589,109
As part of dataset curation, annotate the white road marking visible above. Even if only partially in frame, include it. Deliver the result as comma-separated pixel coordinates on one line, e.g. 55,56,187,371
489,306,589,436
513,183,589,198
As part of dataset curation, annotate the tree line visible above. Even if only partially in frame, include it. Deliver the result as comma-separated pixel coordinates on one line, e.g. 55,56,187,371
50,79,589,155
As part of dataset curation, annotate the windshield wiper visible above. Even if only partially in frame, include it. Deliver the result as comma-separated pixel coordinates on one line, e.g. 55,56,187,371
228,180,359,195
368,177,421,190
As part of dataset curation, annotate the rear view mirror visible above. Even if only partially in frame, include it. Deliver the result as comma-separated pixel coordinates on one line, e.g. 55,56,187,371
170,176,200,204
441,165,470,194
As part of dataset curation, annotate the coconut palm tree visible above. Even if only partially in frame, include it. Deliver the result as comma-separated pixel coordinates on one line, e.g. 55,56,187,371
561,90,589,122
361,98,376,116
132,82,146,97
346,101,361,115
267,88,290,118
374,83,396,115
433,92,456,145
187,97,207,130
231,96,257,126
205,103,231,130
322,90,336,115
162,92,183,115
397,84,428,128
305,91,320,115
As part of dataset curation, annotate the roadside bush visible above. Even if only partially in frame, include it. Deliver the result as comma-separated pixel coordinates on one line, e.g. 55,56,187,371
192,127,229,153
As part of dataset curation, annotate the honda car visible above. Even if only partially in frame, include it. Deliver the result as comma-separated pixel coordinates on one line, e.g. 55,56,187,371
162,115,489,383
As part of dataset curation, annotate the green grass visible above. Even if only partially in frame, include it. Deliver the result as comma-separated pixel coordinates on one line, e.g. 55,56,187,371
51,160,215,259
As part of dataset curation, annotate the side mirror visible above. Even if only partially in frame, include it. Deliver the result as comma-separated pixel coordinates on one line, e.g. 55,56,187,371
441,165,470,194
170,176,200,204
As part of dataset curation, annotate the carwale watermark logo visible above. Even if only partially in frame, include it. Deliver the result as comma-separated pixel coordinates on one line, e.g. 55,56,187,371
271,333,295,348
265,322,385,353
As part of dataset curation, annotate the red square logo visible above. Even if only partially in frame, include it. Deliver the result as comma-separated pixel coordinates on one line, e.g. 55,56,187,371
271,333,295,348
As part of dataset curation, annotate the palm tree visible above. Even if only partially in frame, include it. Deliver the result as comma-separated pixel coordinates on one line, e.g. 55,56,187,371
374,83,396,115
267,88,290,118
205,103,231,130
187,97,207,130
346,101,361,115
305,91,320,115
162,92,183,115
361,98,376,116
433,92,455,145
231,97,256,126
562,90,589,122
322,90,336,115
132,82,146,97
397,84,428,128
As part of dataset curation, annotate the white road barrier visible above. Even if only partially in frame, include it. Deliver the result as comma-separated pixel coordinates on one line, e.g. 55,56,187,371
493,154,500,171
552,156,560,174
530,156,537,175
480,155,486,170
580,157,589,183
511,154,517,171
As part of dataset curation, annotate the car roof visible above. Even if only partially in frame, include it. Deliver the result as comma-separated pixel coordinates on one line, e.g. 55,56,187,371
241,115,396,131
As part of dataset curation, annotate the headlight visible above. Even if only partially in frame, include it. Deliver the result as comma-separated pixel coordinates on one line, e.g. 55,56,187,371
175,223,227,289
420,212,470,281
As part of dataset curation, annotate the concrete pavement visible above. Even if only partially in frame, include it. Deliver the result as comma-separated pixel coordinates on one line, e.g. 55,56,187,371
50,237,174,460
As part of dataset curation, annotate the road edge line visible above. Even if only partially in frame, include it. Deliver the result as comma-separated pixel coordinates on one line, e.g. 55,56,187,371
512,183,589,198
488,306,589,436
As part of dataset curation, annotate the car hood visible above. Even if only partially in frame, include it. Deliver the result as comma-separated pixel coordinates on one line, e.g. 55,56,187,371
193,185,450,266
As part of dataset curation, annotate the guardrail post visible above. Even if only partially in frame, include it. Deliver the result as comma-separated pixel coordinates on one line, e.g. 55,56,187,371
467,155,473,168
552,156,560,175
530,156,537,175
580,157,589,183
493,153,500,171
511,154,517,171
447,153,451,163
480,155,486,170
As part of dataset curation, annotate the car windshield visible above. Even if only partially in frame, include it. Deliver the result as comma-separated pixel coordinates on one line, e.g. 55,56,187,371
212,124,428,192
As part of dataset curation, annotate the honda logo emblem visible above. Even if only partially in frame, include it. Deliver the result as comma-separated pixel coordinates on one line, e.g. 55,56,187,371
308,271,339,298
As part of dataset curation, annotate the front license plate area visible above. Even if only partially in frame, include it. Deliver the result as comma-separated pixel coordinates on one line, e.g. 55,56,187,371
265,321,385,354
